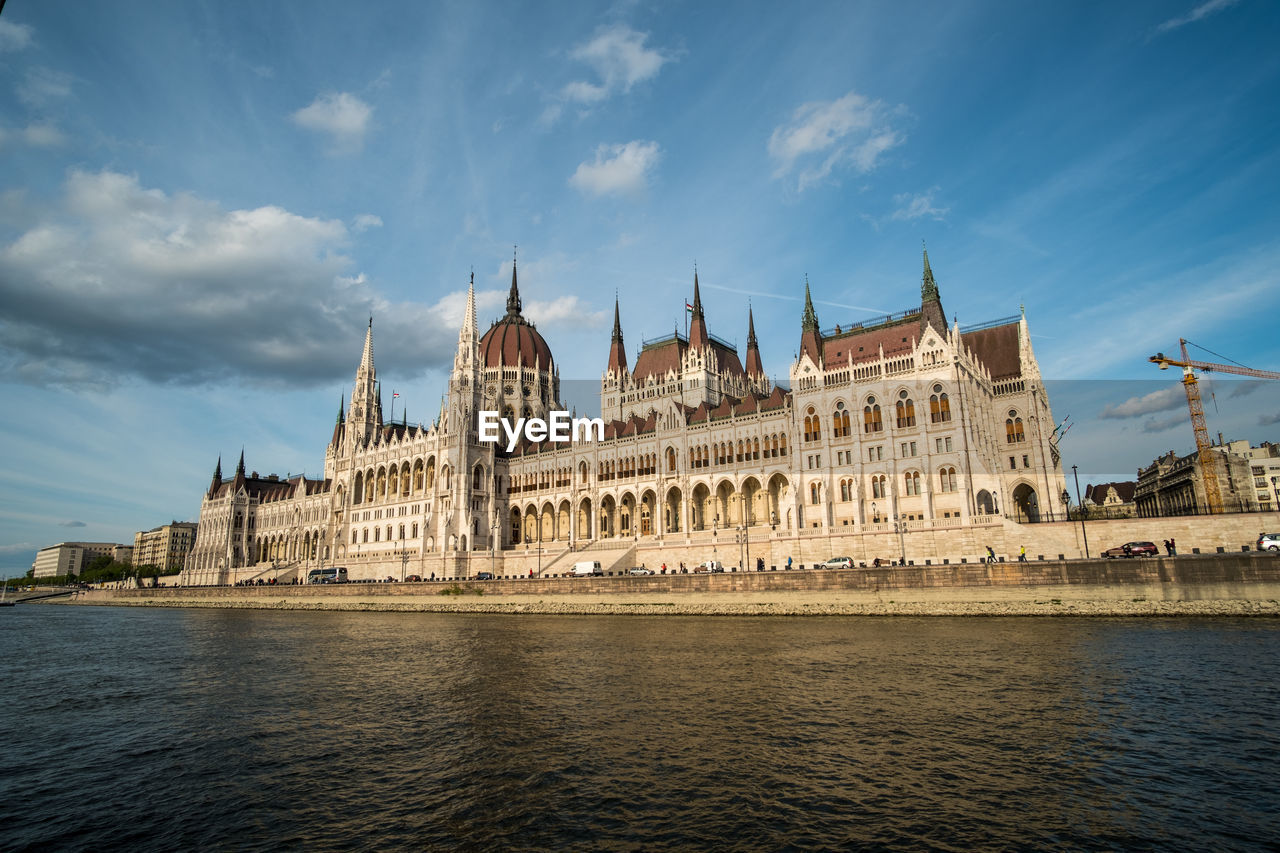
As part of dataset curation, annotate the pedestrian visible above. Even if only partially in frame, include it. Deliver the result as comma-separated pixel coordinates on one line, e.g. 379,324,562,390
529,568,534,578
986,545,996,564
1165,538,1177,556
757,556,764,572
430,571,435,581
873,557,881,568
786,555,793,570
1018,545,1027,562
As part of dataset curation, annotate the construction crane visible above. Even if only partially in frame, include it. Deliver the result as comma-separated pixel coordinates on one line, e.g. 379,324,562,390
1149,339,1280,514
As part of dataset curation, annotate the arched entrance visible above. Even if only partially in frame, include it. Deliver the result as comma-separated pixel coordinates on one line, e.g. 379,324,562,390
1012,483,1039,523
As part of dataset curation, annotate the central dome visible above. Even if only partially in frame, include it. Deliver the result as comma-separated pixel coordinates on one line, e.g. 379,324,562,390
478,261,554,370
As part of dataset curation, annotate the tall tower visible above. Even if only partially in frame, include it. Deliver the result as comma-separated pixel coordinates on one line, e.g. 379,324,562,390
442,274,490,552
347,318,382,446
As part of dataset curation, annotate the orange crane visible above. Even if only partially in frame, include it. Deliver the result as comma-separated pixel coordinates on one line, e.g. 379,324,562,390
1149,339,1280,514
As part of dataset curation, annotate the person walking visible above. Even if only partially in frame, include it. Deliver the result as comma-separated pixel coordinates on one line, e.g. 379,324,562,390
1018,545,1027,562
1165,538,1177,556
986,545,996,564
786,555,793,570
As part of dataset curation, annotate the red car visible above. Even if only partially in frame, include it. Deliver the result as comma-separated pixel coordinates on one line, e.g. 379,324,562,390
1102,541,1159,558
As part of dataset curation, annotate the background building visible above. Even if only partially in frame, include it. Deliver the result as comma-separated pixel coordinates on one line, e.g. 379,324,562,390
1134,439,1270,517
31,542,125,578
132,522,198,571
1083,482,1137,518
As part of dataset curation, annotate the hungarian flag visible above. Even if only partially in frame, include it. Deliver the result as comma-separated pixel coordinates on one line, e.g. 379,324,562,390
392,391,400,398
686,302,694,314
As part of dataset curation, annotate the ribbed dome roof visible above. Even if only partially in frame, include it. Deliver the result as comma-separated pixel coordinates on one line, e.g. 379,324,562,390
478,259,555,370
480,317,554,369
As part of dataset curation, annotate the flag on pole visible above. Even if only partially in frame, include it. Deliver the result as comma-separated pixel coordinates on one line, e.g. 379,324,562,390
685,302,694,314
392,391,400,398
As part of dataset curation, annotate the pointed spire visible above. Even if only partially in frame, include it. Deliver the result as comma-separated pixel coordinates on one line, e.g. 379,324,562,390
235,449,245,477
799,275,823,366
358,316,376,377
801,275,819,332
745,305,765,378
506,248,522,317
607,294,628,374
336,393,344,424
919,242,946,334
921,240,939,303
213,455,222,481
688,266,709,349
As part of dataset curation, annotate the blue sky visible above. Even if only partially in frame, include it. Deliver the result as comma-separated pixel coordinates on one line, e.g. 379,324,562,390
1,0,1278,576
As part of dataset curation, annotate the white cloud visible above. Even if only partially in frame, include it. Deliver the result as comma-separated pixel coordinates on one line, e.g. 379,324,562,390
0,170,464,388
768,91,904,191
527,295,607,329
1099,384,1186,419
352,213,383,232
18,67,72,106
0,20,34,52
1156,0,1240,34
569,140,661,196
891,187,949,221
1140,413,1187,433
291,92,372,154
563,25,671,104
22,123,65,147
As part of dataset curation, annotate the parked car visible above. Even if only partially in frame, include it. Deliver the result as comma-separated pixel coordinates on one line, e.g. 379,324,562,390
628,567,654,575
1258,533,1280,552
405,574,422,582
475,571,495,580
1101,541,1159,558
822,556,854,569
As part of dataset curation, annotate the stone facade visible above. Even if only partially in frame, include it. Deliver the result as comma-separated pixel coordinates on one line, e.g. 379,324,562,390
1135,439,1266,517
31,541,125,578
183,250,1071,585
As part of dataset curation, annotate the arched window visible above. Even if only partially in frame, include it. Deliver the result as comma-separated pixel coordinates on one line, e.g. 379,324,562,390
810,482,820,504
779,434,788,456
667,447,676,473
1006,412,1025,443
939,467,957,493
864,398,883,433
930,385,951,423
351,530,358,544
412,522,418,538
871,474,887,499
904,471,921,496
753,437,760,460
896,391,916,428
833,401,851,438
840,479,850,501
473,464,483,490
804,407,819,443
399,523,405,540
374,527,380,542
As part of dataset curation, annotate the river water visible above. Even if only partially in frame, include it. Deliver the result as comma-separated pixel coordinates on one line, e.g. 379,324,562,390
2,606,1278,851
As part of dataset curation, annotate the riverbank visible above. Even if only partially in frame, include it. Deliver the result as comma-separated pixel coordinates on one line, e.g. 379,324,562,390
49,553,1280,616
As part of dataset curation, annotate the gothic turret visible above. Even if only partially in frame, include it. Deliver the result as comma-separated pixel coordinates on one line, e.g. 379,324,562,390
745,305,765,380
606,296,628,374
208,455,222,498
799,276,823,366
688,268,709,350
347,318,381,445
920,242,946,334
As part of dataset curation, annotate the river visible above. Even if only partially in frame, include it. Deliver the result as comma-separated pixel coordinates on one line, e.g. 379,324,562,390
2,606,1277,850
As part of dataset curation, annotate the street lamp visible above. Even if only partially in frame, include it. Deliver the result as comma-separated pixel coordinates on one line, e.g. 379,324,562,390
1072,465,1090,559
893,514,905,566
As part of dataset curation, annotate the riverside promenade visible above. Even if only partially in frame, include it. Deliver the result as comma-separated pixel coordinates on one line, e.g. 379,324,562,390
57,553,1280,616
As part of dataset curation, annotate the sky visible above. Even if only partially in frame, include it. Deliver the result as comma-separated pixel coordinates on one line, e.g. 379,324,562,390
1,0,1278,577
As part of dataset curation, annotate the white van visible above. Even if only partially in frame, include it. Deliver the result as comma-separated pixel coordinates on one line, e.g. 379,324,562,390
571,561,603,577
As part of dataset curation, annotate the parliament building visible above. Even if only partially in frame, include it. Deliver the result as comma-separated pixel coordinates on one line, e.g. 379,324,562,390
184,250,1067,584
